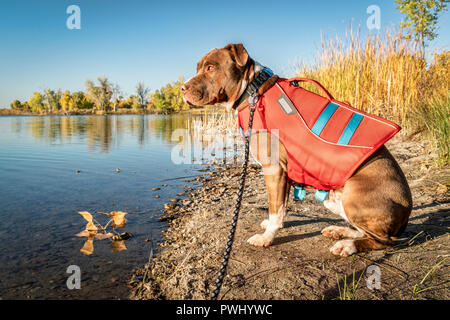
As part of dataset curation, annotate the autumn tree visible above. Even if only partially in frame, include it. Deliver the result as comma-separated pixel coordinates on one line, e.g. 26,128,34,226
118,96,132,109
21,102,30,110
136,82,150,108
28,92,45,113
60,90,74,111
147,92,154,111
110,83,121,112
10,100,22,109
151,89,170,112
169,77,189,112
85,77,112,111
395,0,449,56
73,92,93,109
44,89,62,112
129,95,141,111
149,78,189,113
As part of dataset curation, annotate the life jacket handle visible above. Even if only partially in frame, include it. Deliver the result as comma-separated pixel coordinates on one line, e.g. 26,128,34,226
289,77,334,101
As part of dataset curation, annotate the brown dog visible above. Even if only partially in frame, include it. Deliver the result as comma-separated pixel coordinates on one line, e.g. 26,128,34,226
182,43,412,256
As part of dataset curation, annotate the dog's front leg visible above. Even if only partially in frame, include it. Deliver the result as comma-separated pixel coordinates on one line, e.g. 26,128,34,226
247,132,289,247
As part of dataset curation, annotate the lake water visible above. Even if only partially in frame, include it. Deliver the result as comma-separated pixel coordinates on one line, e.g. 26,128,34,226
0,114,209,299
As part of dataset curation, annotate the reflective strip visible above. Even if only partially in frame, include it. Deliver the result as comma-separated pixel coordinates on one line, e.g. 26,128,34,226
239,126,244,138
311,102,338,136
337,113,364,145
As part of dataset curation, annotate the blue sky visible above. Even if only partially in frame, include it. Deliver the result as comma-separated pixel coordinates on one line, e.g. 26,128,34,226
0,0,448,108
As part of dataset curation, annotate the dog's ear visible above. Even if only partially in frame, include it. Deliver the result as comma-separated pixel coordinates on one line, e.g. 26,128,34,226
225,43,249,67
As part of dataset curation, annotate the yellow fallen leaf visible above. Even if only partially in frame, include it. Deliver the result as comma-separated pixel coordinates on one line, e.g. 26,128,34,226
108,211,128,228
85,221,98,232
95,232,113,240
78,211,93,222
80,237,94,255
75,230,91,237
76,230,112,240
110,240,127,252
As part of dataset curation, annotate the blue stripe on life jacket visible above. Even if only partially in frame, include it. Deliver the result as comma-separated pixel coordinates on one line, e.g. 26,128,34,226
311,102,338,136
337,113,364,145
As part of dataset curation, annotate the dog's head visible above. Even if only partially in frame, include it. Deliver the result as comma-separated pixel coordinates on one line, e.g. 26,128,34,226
182,43,253,111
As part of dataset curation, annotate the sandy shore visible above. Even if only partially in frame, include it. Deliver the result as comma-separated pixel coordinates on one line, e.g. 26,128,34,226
129,135,449,300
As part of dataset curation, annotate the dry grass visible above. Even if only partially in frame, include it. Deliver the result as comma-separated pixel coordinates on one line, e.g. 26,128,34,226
186,110,238,143
197,110,237,134
180,110,240,164
296,26,449,166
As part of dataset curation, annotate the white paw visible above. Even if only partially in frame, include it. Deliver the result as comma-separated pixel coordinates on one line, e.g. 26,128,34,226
247,233,273,247
323,199,333,210
260,219,283,230
321,226,344,239
330,240,358,257
260,219,269,230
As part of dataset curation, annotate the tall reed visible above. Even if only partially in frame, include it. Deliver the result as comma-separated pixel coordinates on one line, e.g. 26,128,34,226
296,26,449,166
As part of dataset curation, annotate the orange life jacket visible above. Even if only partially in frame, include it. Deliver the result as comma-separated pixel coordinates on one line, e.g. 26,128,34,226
238,77,400,191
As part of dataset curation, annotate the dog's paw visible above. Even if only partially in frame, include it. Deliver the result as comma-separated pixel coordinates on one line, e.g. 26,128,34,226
260,219,269,230
330,240,357,257
247,234,273,247
260,219,283,230
321,226,345,239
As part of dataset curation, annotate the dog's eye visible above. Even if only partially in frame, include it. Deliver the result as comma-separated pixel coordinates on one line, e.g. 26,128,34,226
206,65,214,72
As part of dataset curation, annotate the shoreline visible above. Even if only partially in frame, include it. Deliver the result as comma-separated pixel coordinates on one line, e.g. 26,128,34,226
0,107,212,117
129,135,449,300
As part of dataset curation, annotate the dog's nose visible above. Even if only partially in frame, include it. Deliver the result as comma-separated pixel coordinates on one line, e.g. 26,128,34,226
181,84,189,92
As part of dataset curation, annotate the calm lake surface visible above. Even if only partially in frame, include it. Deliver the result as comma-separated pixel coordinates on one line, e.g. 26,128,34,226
0,114,207,299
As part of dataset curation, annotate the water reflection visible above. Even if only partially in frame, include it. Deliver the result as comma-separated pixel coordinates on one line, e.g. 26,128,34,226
11,115,196,153
75,211,132,255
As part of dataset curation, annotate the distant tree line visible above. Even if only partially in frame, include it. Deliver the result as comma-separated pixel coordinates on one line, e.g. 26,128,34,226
10,76,191,114
148,77,190,113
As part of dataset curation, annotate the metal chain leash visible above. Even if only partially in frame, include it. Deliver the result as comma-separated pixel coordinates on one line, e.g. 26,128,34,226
210,101,258,300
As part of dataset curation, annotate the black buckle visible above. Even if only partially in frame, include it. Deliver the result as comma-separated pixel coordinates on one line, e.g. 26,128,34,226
246,82,258,97
291,80,299,87
245,68,272,97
